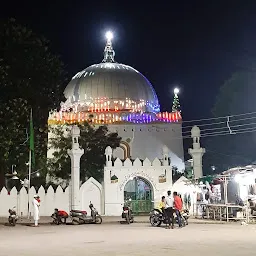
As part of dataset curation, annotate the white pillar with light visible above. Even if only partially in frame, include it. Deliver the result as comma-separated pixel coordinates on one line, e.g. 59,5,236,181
188,126,205,179
68,125,84,210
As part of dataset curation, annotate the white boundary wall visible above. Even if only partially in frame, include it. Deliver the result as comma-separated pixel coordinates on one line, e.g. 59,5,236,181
0,177,102,217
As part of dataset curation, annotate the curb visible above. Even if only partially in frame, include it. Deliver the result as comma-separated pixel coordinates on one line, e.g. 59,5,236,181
0,219,233,226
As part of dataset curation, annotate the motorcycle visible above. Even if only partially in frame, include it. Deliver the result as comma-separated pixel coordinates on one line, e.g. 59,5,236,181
51,208,68,225
8,207,18,226
70,202,102,225
121,199,134,224
149,208,189,227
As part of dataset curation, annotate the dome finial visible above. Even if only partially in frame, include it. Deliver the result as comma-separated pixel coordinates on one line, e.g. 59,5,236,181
102,31,115,63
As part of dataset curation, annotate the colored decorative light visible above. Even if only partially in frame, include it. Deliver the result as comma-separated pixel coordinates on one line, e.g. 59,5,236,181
61,96,160,114
49,110,181,125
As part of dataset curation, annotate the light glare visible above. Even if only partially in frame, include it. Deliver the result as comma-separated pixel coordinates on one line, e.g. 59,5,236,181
174,88,179,94
106,31,113,41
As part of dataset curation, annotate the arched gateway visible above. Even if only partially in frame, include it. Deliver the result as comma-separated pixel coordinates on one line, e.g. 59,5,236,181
124,177,153,214
103,146,173,216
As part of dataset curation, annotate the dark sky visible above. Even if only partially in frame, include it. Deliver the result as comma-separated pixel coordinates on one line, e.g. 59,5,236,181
1,1,256,121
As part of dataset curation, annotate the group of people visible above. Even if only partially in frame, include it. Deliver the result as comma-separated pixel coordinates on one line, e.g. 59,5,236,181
32,192,184,228
159,191,183,229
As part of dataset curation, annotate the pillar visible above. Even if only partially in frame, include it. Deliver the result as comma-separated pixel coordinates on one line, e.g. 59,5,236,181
105,146,112,167
68,125,84,210
188,125,205,179
162,145,169,166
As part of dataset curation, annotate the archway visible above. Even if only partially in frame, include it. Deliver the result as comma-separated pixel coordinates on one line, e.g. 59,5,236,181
124,177,153,215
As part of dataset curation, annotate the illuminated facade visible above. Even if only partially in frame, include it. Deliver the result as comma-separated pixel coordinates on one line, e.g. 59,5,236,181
48,32,184,170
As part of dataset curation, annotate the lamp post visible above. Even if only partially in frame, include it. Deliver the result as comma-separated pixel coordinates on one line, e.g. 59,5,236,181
11,165,16,174
10,169,40,219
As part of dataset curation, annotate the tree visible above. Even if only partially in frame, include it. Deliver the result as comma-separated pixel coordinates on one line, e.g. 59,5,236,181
0,18,67,185
172,93,181,112
203,71,256,173
212,72,256,116
172,166,183,183
47,122,121,183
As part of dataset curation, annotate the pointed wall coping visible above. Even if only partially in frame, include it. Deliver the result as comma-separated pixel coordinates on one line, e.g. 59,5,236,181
108,156,169,167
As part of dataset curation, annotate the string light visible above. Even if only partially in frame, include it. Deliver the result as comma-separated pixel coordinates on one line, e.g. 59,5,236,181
48,110,182,125
61,96,160,114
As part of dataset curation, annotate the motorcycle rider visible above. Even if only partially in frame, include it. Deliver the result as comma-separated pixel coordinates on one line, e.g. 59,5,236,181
173,191,182,228
165,191,174,229
158,196,166,213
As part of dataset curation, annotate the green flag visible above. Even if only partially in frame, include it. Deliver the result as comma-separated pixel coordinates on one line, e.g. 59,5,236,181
29,109,35,167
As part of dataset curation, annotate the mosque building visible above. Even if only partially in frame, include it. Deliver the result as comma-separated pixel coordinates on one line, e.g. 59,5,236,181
47,31,185,215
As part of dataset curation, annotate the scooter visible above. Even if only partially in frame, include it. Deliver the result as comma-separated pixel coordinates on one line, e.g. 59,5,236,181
70,202,102,225
121,199,134,224
8,207,18,226
51,208,69,225
88,202,102,224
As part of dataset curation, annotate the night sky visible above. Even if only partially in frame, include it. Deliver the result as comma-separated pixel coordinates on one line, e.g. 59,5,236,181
1,1,256,121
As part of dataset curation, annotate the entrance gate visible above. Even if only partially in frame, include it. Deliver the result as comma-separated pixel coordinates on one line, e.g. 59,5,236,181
124,177,153,215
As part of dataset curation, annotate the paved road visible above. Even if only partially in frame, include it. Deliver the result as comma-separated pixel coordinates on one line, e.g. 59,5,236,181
0,223,255,256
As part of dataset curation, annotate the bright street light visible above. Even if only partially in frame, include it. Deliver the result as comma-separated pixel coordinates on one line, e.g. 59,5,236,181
106,31,113,41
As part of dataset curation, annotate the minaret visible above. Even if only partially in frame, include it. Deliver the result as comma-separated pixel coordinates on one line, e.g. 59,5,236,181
68,125,84,210
162,145,169,166
172,88,181,112
102,31,115,63
105,146,113,167
188,126,205,179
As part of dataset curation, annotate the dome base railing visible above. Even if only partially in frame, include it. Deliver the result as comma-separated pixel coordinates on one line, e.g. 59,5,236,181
48,110,182,125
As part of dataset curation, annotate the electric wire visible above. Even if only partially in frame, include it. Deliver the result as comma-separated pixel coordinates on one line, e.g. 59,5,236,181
170,126,256,140
182,110,256,124
182,115,256,130
182,121,256,134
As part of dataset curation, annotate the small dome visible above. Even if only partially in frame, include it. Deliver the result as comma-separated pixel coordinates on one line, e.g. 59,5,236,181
105,146,112,155
162,145,169,154
191,126,200,137
71,125,80,136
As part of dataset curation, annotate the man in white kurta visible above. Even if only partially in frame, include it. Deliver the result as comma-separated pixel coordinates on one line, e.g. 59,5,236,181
32,195,40,227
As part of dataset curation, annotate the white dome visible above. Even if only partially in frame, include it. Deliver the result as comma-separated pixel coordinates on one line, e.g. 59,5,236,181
64,63,160,113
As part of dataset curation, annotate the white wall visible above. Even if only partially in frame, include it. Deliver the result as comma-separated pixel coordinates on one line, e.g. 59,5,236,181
47,123,185,172
108,123,184,172
0,177,102,217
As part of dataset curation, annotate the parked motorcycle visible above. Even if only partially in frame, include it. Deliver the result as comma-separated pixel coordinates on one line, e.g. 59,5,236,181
8,207,18,226
121,199,134,224
70,202,102,225
51,208,69,225
149,208,189,227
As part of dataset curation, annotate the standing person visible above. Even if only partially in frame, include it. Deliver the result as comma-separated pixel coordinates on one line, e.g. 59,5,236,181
173,191,183,228
165,190,174,229
32,195,40,227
